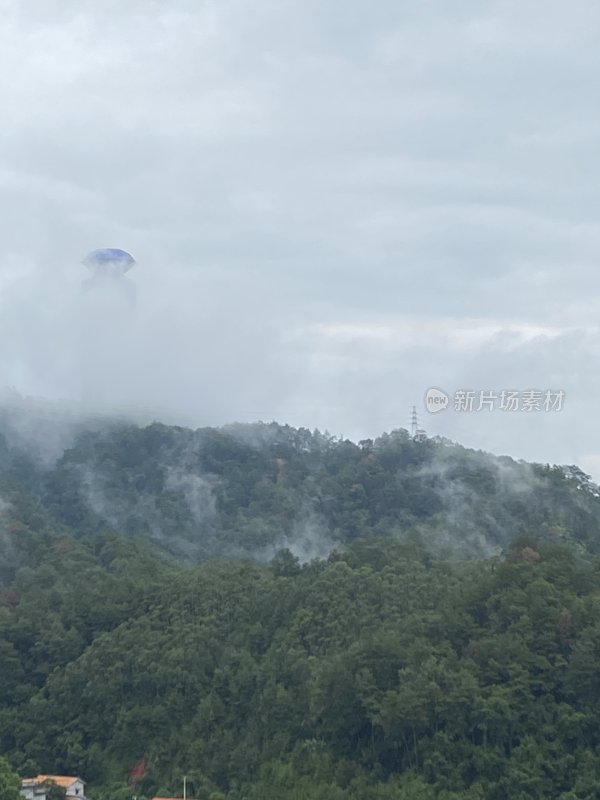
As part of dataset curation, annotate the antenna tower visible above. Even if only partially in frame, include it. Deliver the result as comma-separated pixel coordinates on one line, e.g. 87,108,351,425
410,405,418,438
410,405,427,440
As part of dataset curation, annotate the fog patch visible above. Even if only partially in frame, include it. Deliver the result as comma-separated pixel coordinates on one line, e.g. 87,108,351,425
164,467,218,523
0,391,133,468
249,510,338,564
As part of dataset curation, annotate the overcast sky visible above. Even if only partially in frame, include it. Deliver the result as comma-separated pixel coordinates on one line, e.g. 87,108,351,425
2,0,600,474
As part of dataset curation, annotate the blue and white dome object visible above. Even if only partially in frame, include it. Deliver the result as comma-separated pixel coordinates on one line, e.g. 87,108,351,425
83,248,135,277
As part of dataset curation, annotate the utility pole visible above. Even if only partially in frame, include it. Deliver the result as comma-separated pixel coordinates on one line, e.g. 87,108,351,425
183,776,187,800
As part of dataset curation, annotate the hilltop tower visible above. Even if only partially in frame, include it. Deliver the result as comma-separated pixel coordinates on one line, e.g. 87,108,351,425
410,405,427,441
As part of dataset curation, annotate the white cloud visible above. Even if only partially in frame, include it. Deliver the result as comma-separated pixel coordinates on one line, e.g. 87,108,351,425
1,0,600,475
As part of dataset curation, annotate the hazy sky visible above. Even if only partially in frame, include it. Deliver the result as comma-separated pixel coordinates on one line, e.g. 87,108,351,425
2,0,600,474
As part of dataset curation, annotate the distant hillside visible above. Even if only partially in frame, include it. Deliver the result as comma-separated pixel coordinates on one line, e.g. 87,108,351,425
0,407,599,564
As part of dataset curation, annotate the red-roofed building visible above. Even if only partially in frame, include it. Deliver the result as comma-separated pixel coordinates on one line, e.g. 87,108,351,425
21,776,86,800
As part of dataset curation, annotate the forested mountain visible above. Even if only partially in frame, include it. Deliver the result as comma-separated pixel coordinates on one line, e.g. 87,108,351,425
1,406,599,565
3,528,600,800
3,408,600,798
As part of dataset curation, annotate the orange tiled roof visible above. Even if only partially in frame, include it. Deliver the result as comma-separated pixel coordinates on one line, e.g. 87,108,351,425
29,777,82,790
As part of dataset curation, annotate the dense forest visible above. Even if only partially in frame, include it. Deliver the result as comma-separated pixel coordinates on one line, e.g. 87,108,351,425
2,405,600,798
1,403,600,565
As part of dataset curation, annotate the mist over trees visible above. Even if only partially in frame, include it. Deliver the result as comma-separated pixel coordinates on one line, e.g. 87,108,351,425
1,409,599,566
2,411,600,798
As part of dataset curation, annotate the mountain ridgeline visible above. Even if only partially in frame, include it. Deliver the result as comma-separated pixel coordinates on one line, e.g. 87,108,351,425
0,412,599,568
